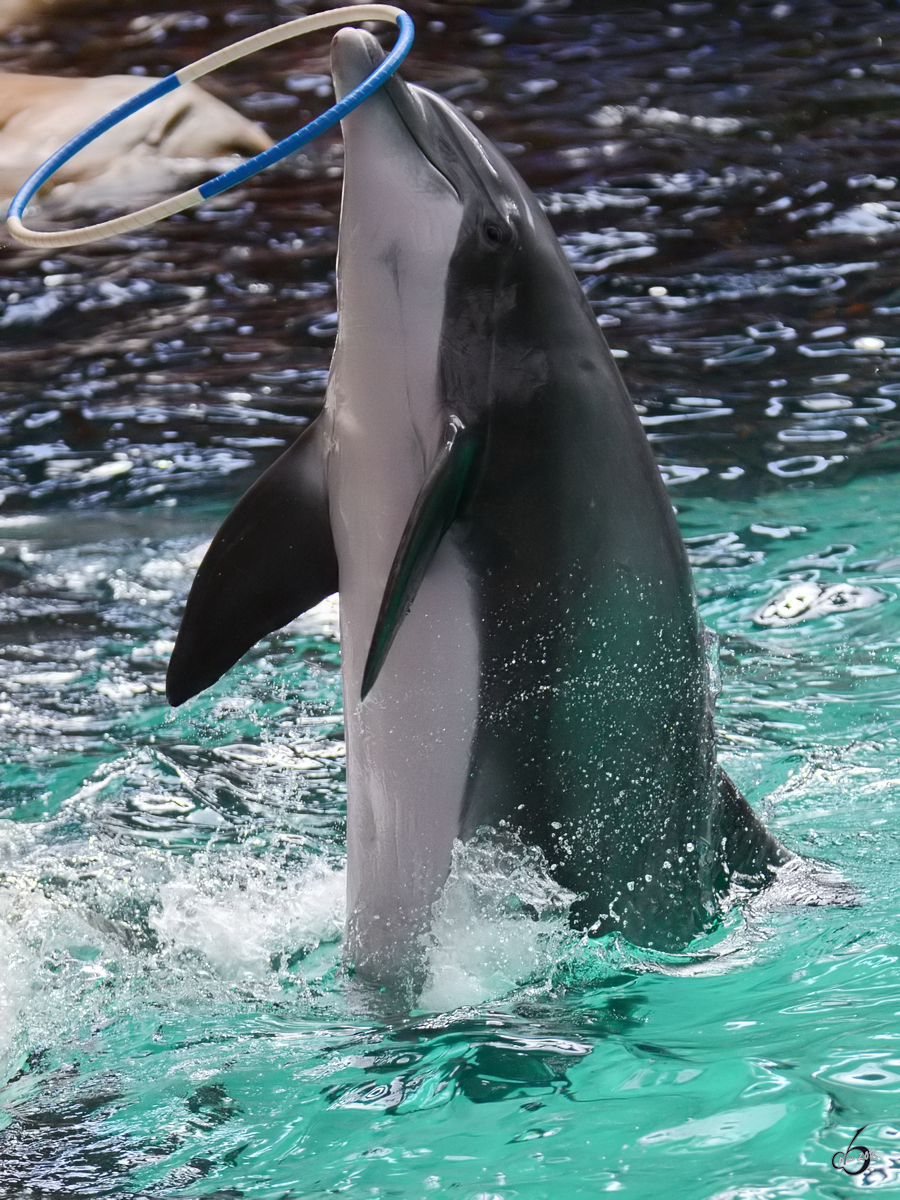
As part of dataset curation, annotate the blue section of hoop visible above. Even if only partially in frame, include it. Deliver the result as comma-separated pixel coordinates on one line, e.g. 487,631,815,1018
7,10,414,221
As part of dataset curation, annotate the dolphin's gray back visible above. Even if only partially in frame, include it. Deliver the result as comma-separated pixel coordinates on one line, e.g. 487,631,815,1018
462,306,717,944
430,165,756,948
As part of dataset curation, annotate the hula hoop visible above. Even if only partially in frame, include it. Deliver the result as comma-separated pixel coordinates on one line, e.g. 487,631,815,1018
6,5,413,249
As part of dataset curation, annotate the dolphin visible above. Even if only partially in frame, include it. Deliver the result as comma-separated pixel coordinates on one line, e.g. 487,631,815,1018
166,28,788,984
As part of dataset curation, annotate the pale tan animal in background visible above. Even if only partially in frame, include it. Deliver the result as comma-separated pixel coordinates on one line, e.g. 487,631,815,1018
0,71,272,215
0,0,59,30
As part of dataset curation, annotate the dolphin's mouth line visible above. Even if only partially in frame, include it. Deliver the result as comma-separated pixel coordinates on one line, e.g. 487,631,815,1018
382,77,462,203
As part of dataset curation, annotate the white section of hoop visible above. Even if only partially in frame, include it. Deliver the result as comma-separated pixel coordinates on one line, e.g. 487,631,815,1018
8,186,205,249
176,5,404,84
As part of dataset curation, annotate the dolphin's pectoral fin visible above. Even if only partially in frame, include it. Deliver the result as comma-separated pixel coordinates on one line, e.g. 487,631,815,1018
167,416,337,706
717,769,790,885
361,415,478,700
718,771,863,910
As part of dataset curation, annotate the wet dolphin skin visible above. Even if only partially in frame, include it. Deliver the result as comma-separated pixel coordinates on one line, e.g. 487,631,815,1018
166,27,787,985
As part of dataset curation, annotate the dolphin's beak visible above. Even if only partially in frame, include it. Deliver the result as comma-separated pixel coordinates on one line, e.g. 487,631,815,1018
331,27,385,105
331,28,459,200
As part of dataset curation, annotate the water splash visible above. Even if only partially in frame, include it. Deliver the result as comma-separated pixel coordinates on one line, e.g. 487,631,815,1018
420,831,577,1012
150,850,345,982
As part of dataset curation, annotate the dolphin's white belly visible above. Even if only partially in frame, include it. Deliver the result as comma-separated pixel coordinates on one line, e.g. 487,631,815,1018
328,400,479,975
324,181,476,975
340,531,478,978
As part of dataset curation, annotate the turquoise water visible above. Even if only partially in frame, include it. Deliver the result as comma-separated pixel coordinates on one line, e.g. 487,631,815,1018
5,0,900,1195
2,477,900,1197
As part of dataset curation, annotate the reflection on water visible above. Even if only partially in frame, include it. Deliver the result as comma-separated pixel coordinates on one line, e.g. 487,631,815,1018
3,1,900,1197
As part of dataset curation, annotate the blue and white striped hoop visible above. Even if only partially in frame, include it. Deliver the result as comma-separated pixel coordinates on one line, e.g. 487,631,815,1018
7,5,413,249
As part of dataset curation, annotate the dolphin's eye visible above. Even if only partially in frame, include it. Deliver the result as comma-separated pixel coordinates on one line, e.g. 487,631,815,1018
482,220,511,248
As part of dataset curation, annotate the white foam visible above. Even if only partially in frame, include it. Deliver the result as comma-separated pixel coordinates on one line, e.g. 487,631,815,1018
0,846,49,1075
0,875,111,1086
150,855,345,981
419,833,576,1011
0,836,347,1097
0,903,32,1076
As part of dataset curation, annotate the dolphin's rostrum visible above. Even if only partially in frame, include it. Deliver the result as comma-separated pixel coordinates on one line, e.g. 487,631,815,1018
167,27,788,984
